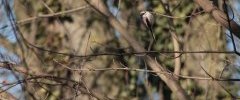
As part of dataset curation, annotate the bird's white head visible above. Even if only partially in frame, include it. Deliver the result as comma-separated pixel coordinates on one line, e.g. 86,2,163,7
140,11,147,17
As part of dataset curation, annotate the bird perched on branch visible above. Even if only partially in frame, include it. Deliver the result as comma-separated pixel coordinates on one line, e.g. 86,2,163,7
140,11,155,40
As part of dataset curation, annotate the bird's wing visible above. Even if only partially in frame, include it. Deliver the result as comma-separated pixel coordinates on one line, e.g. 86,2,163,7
149,14,154,25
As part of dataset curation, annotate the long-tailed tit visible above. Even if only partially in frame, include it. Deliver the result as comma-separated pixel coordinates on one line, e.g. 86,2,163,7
140,11,155,40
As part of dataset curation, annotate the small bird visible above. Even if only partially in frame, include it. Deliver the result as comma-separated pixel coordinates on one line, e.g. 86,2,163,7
140,11,155,40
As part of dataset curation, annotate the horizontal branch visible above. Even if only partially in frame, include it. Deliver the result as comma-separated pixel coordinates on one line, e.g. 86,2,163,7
14,5,203,26
17,5,89,25
1,61,239,83
52,59,240,81
153,10,205,19
29,43,235,57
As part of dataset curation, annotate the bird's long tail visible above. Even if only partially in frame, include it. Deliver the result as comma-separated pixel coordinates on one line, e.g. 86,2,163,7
149,27,156,41
147,27,156,51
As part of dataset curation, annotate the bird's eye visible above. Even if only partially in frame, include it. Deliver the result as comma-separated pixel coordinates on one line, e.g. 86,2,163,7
140,12,145,16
